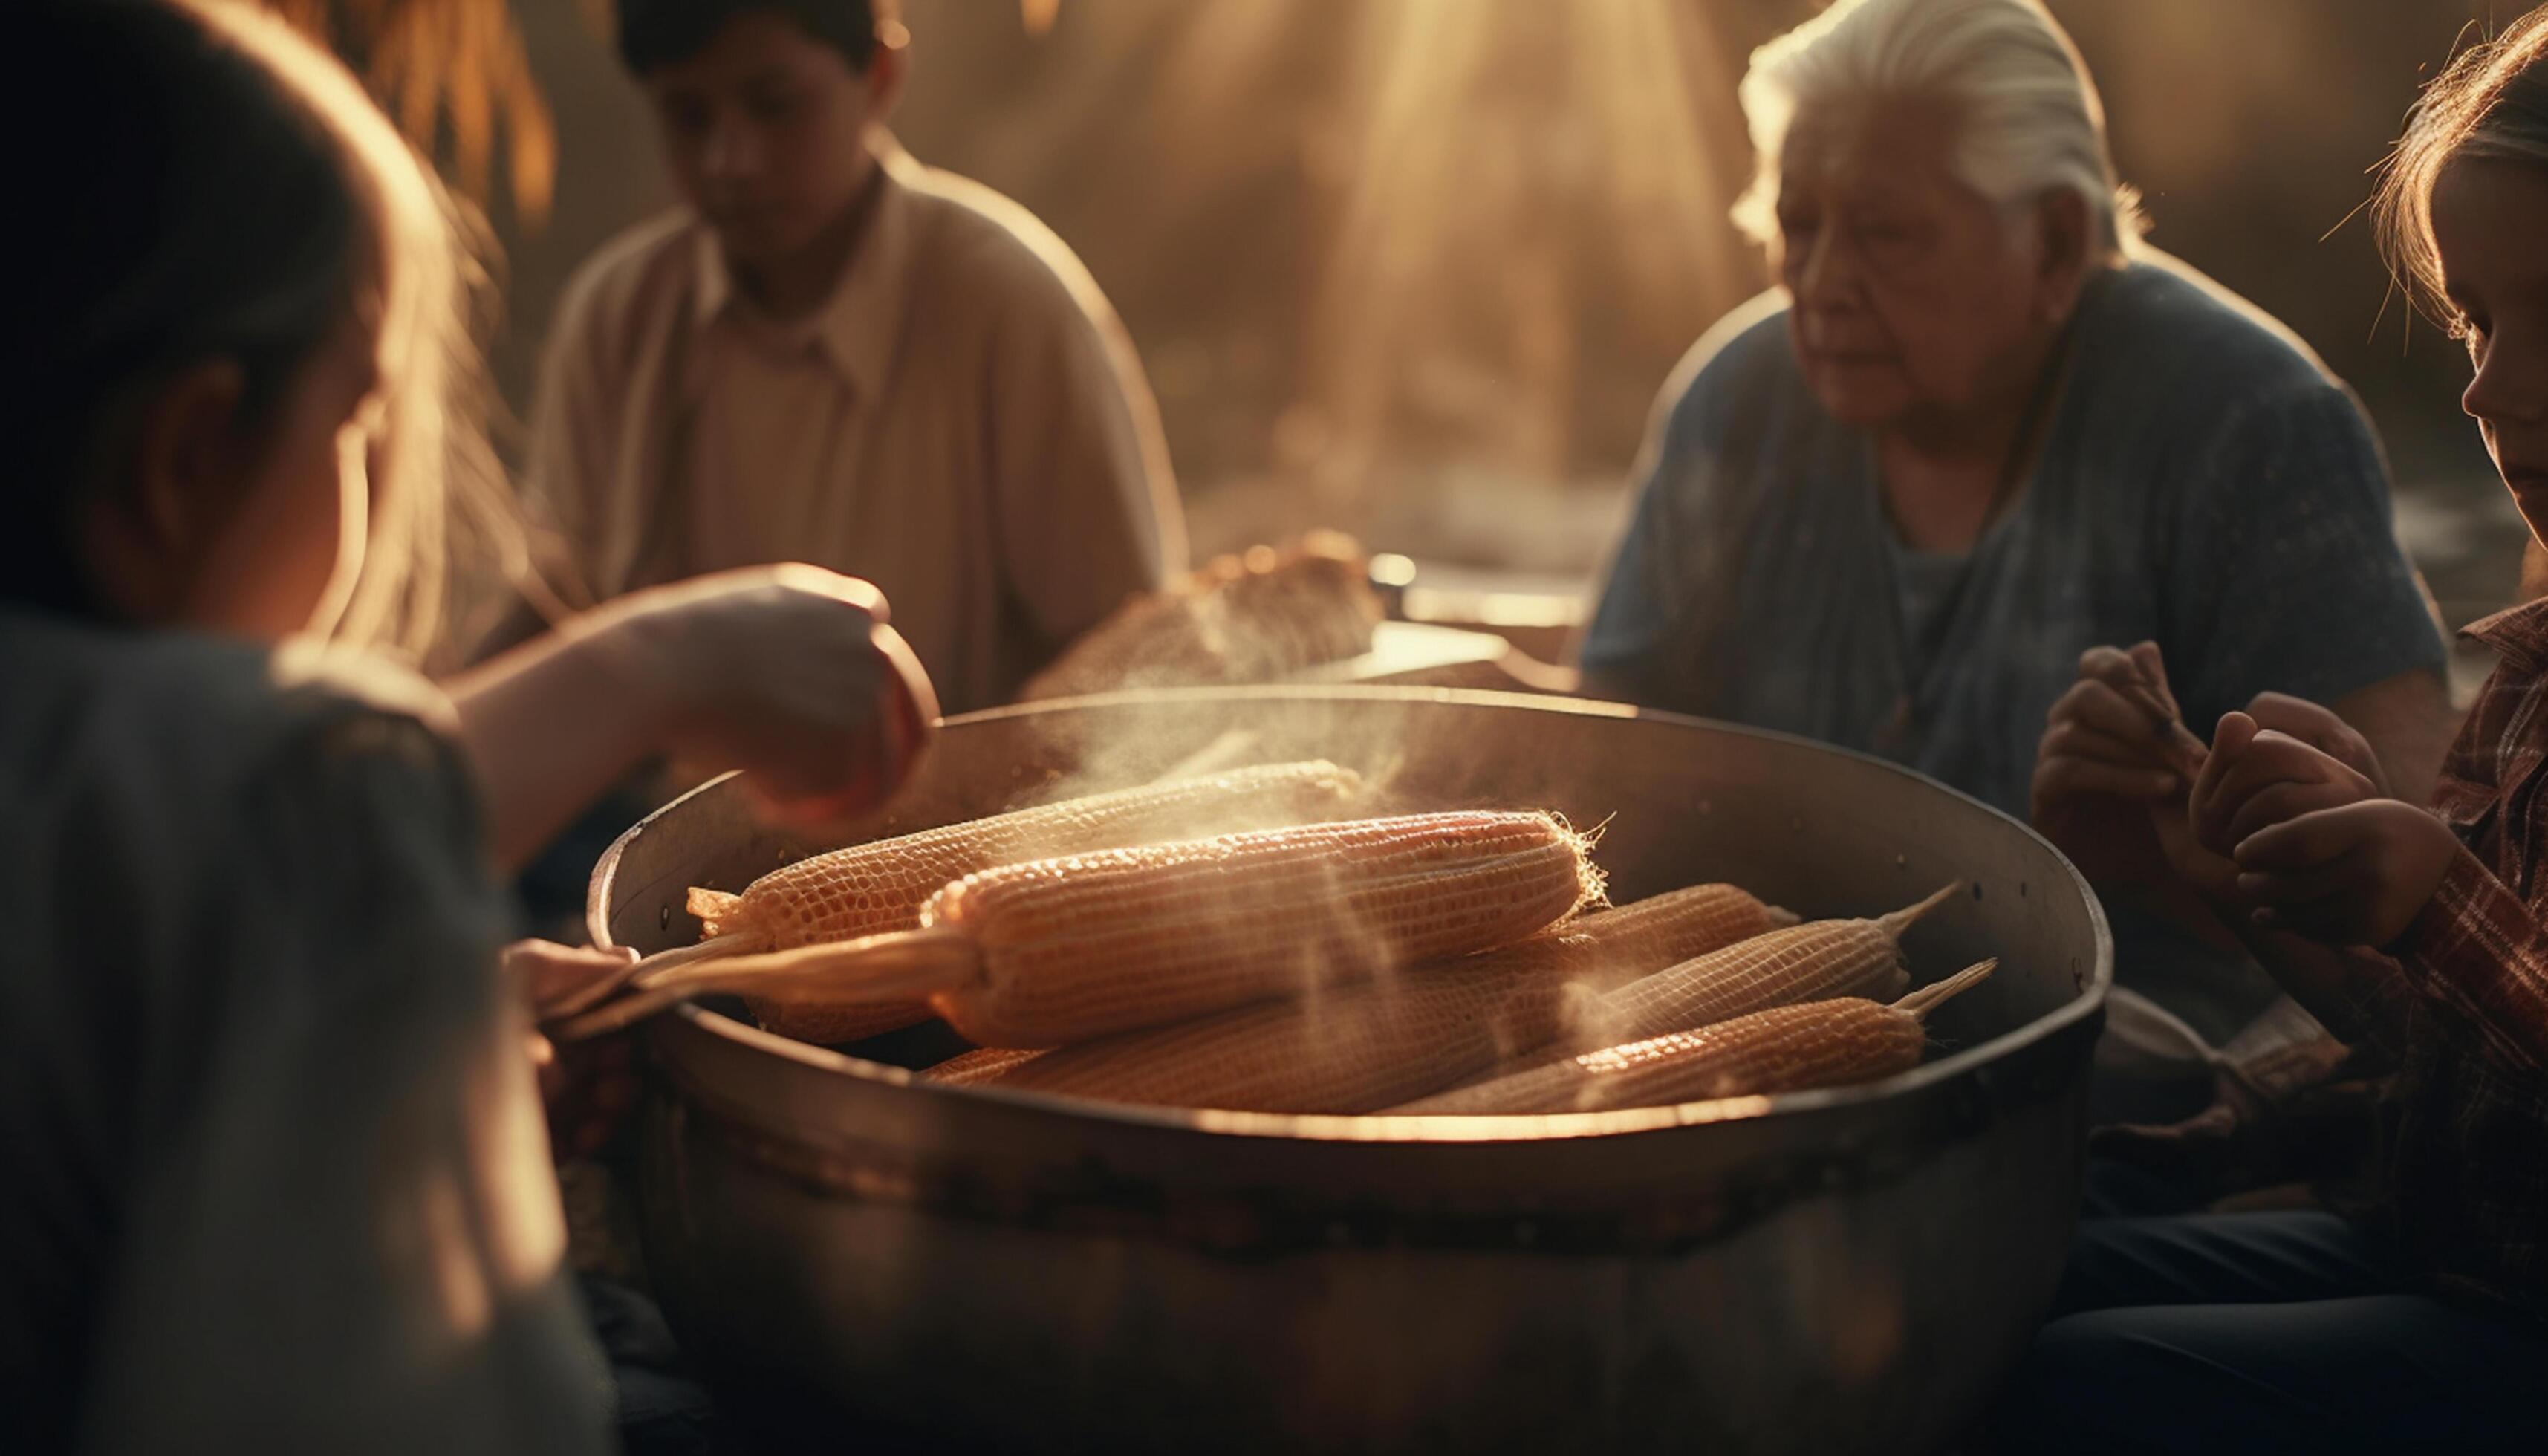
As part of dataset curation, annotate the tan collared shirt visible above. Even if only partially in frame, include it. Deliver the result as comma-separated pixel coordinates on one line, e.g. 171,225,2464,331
529,140,1185,713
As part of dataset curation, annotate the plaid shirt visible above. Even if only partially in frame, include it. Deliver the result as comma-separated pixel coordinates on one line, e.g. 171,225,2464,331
2387,599,2548,1313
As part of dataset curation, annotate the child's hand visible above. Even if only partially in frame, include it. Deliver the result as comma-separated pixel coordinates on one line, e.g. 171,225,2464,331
2191,710,2380,858
2231,799,2460,947
2239,692,2389,796
605,565,940,829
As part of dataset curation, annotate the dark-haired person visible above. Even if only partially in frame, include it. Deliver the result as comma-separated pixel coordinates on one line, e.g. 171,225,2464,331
533,0,1186,715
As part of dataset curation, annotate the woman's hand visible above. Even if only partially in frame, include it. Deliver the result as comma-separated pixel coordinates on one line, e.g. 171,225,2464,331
2033,643,2227,893
2030,642,2255,929
2035,645,2191,799
2031,646,2188,888
600,565,940,829
2190,711,2382,858
2231,799,2460,948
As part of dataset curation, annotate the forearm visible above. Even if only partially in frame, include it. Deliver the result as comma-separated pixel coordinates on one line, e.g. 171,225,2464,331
445,617,669,874
2204,839,2548,1069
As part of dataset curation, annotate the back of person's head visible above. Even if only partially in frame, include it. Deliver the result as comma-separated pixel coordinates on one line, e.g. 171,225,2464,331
615,0,894,76
2,0,498,656
1732,0,2142,256
2376,9,2548,330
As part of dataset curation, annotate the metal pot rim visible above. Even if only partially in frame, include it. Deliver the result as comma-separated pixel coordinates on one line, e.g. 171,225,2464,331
595,684,2114,1147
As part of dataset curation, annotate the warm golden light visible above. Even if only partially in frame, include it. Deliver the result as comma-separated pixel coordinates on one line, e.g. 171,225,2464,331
1290,0,1753,520
261,0,556,220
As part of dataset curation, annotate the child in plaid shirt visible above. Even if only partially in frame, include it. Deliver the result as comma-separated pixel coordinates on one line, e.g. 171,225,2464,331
2000,12,2548,1452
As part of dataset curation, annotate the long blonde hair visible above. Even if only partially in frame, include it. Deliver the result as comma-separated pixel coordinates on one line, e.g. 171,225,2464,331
201,0,528,660
6,0,527,662
2375,9,2548,337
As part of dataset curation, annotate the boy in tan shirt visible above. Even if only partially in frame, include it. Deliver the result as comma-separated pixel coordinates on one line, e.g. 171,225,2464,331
533,0,1186,713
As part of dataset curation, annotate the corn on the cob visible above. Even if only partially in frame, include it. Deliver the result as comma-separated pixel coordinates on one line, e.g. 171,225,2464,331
1406,882,1962,1099
724,810,1602,1049
1564,882,1962,1052
929,1045,1047,1086
676,760,1363,1044
1389,958,1995,1115
922,883,1794,1111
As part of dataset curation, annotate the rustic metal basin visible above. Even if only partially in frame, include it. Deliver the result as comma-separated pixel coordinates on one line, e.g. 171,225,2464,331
591,686,2110,1455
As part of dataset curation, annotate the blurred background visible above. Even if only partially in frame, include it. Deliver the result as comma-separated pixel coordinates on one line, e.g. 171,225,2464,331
472,0,2527,677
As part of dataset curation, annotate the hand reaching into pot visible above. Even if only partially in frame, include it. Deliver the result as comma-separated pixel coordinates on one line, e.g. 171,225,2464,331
452,565,940,869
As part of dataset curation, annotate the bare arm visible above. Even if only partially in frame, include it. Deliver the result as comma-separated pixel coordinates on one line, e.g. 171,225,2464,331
445,568,937,875
443,614,667,875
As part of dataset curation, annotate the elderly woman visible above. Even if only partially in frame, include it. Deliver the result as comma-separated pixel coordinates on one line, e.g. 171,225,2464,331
1582,0,2453,1045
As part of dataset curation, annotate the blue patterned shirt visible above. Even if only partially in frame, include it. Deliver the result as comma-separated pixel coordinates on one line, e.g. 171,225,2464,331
1585,261,2445,822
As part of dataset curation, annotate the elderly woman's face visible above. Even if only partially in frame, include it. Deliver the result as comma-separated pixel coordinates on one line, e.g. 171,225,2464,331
1771,100,2054,431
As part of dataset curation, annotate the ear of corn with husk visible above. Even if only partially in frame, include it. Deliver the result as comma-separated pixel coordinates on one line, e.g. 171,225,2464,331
1388,959,1995,1115
683,760,1364,1044
616,810,1602,1050
909,810,1601,1047
1404,883,1962,1099
926,882,1793,1111
1562,883,1961,1051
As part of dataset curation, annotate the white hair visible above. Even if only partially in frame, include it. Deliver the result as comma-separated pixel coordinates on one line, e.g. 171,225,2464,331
1731,0,2143,255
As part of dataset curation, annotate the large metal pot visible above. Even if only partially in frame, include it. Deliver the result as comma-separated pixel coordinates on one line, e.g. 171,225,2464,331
592,687,2110,1455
